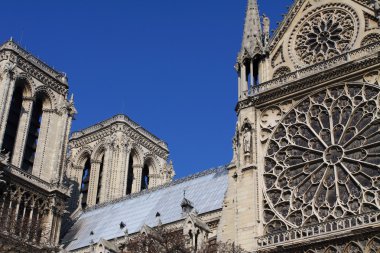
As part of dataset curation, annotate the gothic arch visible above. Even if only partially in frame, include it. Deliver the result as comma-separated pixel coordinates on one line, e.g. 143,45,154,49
91,142,106,162
241,118,252,132
74,147,93,168
34,86,57,110
343,242,363,253
324,246,338,253
365,236,380,253
14,73,35,97
129,143,143,165
143,153,159,175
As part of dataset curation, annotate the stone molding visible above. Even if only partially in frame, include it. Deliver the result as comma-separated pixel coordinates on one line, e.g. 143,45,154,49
257,211,380,251
236,42,380,110
0,41,68,95
1,159,70,196
70,114,169,159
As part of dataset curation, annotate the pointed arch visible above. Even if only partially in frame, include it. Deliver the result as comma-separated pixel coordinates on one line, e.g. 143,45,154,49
92,143,105,205
141,155,158,190
126,147,142,195
80,156,91,209
1,78,32,161
343,242,363,253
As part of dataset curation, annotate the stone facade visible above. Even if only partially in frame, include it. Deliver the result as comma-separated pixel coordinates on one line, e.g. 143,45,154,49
66,114,174,211
0,40,75,251
3,0,380,252
220,0,380,252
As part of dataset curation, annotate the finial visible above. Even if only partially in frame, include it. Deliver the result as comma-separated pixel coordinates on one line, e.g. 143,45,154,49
9,37,13,42
70,93,74,102
119,221,126,229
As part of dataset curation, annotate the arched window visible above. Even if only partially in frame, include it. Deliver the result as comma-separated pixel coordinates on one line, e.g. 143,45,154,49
1,82,24,161
126,152,134,195
141,162,149,190
96,154,104,204
22,95,45,172
80,158,91,209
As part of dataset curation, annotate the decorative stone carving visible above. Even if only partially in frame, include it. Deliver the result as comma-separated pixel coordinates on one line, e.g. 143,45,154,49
271,46,285,68
364,70,380,84
273,66,291,79
261,107,282,129
361,33,380,46
242,127,252,154
263,14,270,46
2,60,16,80
290,4,359,66
264,83,380,228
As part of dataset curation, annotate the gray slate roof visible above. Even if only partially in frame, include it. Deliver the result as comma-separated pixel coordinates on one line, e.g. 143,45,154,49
63,165,229,251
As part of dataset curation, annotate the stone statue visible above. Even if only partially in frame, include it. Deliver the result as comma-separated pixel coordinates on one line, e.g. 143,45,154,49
242,127,251,154
262,14,270,45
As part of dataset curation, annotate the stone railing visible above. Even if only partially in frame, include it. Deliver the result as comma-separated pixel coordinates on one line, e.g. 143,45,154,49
257,211,380,249
250,42,380,96
2,162,70,195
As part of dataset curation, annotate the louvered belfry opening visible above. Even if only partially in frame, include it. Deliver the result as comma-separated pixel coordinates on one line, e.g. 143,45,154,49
126,152,134,195
22,95,43,172
141,162,149,190
1,81,24,160
81,158,91,209
96,154,105,204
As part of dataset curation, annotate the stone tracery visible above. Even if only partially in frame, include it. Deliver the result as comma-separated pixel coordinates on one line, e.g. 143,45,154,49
291,4,359,66
264,83,380,228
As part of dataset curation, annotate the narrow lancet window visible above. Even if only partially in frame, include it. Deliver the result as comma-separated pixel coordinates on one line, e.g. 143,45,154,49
81,159,91,209
96,154,104,204
1,83,24,160
141,163,149,190
126,153,134,195
22,96,44,172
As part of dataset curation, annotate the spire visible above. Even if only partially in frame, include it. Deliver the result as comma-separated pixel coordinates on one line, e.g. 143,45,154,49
238,0,263,62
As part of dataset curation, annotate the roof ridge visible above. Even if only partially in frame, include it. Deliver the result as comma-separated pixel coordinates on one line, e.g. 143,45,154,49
83,164,230,213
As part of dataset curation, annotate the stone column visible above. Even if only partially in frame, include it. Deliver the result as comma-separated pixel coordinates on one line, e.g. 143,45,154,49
40,209,54,245
112,136,129,199
101,142,114,203
27,202,36,241
53,213,62,245
240,64,248,97
132,165,143,193
11,97,34,167
58,104,75,184
0,63,16,149
87,160,101,207
32,109,53,181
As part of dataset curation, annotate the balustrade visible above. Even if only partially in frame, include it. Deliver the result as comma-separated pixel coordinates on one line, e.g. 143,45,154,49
257,211,380,248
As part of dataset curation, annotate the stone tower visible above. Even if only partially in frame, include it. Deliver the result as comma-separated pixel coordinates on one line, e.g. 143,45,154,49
0,40,75,251
66,114,174,212
220,0,380,252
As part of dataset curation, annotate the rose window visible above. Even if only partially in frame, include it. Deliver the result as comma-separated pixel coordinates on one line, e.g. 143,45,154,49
264,83,380,228
293,6,358,65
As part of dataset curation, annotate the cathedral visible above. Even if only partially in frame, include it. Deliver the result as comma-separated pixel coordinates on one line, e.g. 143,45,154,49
0,0,380,252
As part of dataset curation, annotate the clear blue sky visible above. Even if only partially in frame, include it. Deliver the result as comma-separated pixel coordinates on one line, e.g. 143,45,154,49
1,0,292,179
